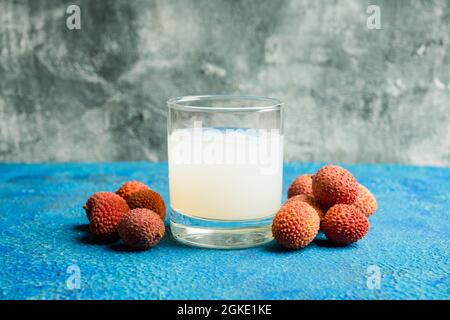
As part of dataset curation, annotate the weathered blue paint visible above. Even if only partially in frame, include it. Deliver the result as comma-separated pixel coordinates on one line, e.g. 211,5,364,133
0,163,448,299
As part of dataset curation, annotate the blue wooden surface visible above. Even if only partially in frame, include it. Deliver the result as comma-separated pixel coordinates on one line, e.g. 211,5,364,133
0,163,448,300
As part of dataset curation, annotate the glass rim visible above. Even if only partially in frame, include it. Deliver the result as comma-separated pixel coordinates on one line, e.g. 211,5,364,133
167,95,283,112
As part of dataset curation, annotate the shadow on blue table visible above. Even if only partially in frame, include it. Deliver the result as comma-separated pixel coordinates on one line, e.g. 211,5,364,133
71,222,233,252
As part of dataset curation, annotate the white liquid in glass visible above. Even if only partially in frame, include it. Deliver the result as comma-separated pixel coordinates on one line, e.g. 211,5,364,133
168,127,283,221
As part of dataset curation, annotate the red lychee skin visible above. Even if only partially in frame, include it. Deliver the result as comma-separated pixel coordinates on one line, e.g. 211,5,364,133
118,208,165,250
322,204,369,245
272,201,320,249
126,189,166,220
354,184,378,217
115,181,150,201
83,192,102,221
84,191,125,221
287,174,313,198
88,192,130,240
285,194,325,221
312,165,359,208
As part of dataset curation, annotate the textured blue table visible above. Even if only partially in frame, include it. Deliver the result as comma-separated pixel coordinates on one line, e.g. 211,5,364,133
0,163,449,300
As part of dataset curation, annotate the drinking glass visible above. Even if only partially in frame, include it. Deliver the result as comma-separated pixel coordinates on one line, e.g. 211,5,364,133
167,95,284,248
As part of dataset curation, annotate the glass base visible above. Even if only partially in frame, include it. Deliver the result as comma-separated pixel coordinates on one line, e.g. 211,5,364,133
170,208,274,249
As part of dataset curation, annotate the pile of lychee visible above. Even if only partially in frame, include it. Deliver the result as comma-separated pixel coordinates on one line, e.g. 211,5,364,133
83,181,166,250
272,164,377,249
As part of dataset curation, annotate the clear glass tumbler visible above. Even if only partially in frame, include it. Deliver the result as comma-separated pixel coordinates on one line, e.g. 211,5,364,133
167,95,284,249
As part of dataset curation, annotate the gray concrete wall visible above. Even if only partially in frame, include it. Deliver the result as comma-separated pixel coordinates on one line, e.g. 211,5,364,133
1,0,449,165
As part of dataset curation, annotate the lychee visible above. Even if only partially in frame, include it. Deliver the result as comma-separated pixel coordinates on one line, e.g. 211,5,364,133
285,194,325,221
126,189,166,220
116,181,150,201
272,201,320,249
287,174,313,198
354,184,377,217
87,192,130,240
118,208,165,250
84,191,125,221
83,192,101,221
322,204,369,245
312,165,359,208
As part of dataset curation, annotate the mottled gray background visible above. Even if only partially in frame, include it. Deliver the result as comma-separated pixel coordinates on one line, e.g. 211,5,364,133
1,0,449,165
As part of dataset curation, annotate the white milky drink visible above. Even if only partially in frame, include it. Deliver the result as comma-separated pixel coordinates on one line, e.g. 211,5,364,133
168,126,283,220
